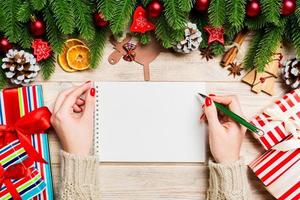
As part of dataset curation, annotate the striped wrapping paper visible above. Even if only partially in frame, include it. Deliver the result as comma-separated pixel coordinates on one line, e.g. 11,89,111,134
0,85,53,200
249,135,300,200
0,140,46,200
251,89,300,150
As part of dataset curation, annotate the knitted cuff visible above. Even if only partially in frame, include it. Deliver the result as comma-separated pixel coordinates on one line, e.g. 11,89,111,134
60,150,98,186
207,159,249,199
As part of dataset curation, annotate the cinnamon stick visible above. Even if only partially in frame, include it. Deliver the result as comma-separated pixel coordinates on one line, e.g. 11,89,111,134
221,30,248,67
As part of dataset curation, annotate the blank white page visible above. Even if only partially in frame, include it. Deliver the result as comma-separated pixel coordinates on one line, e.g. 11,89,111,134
94,82,206,162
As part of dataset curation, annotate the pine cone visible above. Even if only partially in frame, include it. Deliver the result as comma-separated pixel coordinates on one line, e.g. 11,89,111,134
2,49,40,85
173,22,202,54
282,58,300,89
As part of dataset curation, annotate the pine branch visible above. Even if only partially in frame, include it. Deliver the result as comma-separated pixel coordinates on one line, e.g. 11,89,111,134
210,42,224,55
208,0,226,27
96,0,116,21
290,17,300,58
110,0,136,35
226,0,245,31
19,24,32,49
40,54,55,80
17,1,32,23
191,14,208,48
295,0,300,26
245,15,268,30
43,7,65,54
260,0,281,26
139,33,151,45
244,31,263,70
254,26,283,72
178,0,194,12
141,0,152,7
0,4,5,32
50,0,75,34
163,0,187,30
154,16,174,48
1,0,22,43
88,27,108,69
72,0,95,40
30,0,46,11
0,61,8,89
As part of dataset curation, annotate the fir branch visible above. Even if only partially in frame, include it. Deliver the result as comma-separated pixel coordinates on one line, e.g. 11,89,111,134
30,0,46,11
19,24,32,49
290,17,300,58
50,0,75,34
154,16,174,48
191,14,208,48
0,4,5,32
244,31,263,70
43,7,65,54
1,0,22,43
40,54,55,80
260,0,281,26
295,0,300,26
178,0,194,12
226,0,245,31
254,26,283,72
245,15,268,30
163,0,187,30
17,1,32,23
88,27,108,69
141,0,152,7
210,42,224,55
72,0,95,40
208,0,226,27
96,0,116,21
139,33,151,45
0,61,7,89
110,0,136,35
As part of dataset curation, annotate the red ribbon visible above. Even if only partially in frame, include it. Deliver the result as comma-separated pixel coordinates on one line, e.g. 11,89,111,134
0,107,51,163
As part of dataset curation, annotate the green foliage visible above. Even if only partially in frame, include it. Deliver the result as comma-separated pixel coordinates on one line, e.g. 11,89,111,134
19,25,32,49
260,0,281,25
290,17,300,58
40,54,55,80
226,0,245,31
154,16,174,48
141,0,152,7
88,27,109,69
210,42,225,56
72,0,95,40
30,0,46,11
43,7,64,53
208,0,226,27
191,14,208,48
178,0,194,12
163,0,187,30
245,15,268,30
109,0,136,35
0,61,7,89
295,0,300,27
139,33,151,45
97,0,116,21
17,1,32,23
244,31,263,70
50,0,75,34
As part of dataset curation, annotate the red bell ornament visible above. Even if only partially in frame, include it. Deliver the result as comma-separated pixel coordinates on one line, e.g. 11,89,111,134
246,0,261,17
146,0,163,18
281,0,296,16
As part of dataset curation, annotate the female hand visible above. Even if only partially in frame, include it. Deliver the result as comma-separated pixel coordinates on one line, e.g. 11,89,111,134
204,95,246,163
51,82,95,156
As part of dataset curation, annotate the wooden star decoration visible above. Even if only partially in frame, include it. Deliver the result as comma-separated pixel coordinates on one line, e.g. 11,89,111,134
228,62,244,78
204,26,225,45
200,47,214,61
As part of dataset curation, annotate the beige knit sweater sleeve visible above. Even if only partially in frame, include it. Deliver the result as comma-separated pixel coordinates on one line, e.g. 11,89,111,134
57,150,99,200
207,159,250,200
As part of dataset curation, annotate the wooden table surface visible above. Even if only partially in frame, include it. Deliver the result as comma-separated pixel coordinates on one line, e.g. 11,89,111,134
37,38,290,199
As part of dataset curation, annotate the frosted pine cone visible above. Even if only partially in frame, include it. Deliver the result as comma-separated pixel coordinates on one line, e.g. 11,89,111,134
282,58,300,89
173,22,202,54
2,49,40,85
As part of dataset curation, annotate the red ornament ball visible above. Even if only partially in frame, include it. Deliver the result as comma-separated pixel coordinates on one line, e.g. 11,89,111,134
146,0,163,18
246,0,261,17
195,0,210,13
93,12,109,27
29,19,46,37
0,37,13,54
281,0,296,16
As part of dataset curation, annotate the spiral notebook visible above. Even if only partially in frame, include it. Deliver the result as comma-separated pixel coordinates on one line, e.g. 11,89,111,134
93,82,207,162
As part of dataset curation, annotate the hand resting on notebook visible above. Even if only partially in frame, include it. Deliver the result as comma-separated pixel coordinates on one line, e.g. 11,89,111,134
51,82,95,156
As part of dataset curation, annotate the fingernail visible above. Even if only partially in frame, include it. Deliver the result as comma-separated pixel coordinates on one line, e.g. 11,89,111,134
205,97,212,107
200,113,205,121
85,80,91,84
209,94,216,96
90,88,96,97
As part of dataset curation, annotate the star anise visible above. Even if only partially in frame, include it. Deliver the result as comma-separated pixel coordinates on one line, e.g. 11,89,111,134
200,47,214,61
228,62,244,78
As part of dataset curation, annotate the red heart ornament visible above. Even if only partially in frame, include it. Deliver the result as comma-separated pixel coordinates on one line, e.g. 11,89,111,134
130,6,155,33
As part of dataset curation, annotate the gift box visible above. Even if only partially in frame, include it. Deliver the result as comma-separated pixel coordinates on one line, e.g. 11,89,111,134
0,85,53,199
249,89,300,199
0,140,46,200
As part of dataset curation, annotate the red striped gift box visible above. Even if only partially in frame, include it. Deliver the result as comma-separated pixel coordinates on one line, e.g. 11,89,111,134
251,89,300,150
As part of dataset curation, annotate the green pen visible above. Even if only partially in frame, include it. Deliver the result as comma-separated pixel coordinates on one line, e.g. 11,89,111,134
198,93,264,136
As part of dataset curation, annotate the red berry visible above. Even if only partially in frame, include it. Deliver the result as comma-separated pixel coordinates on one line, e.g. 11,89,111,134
281,0,296,16
195,0,210,13
146,0,163,18
93,12,109,27
246,0,261,17
0,37,13,54
30,19,46,36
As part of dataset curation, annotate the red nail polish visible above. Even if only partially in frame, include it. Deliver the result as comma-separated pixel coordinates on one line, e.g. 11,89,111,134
205,97,212,107
85,80,91,83
200,113,205,121
209,94,216,96
90,88,95,97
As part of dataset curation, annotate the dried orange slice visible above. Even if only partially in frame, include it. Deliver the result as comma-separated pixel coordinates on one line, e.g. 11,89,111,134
66,45,90,70
58,39,86,72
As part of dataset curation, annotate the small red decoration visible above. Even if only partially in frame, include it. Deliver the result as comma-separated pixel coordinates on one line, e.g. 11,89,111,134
204,26,224,45
93,12,109,27
130,6,155,33
246,0,261,17
281,0,296,16
31,39,52,62
123,43,136,62
29,18,46,37
0,37,13,54
195,0,210,13
146,0,163,18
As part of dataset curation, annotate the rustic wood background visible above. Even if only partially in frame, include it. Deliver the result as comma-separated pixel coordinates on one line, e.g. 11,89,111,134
36,37,293,199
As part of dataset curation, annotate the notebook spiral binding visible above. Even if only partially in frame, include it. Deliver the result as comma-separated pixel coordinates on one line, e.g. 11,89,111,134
93,83,101,157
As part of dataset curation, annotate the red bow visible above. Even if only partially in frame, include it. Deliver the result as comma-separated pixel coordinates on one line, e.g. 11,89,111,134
0,107,51,163
0,160,33,200
123,43,136,62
